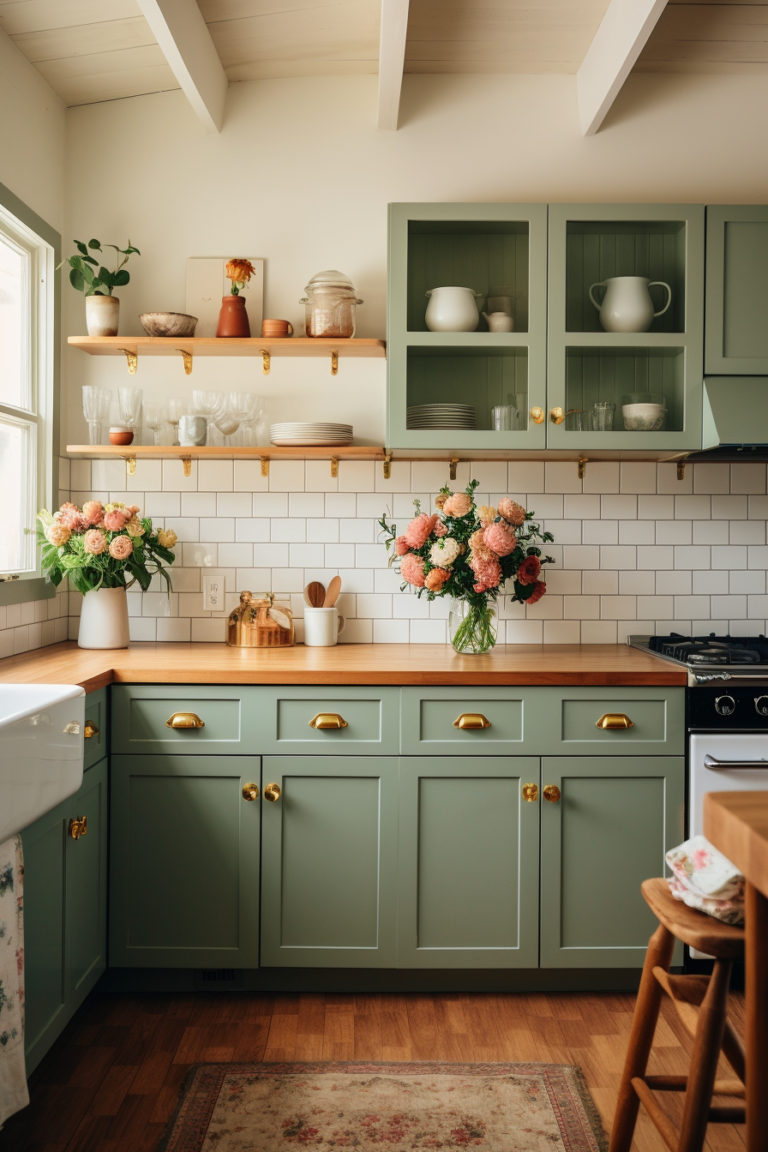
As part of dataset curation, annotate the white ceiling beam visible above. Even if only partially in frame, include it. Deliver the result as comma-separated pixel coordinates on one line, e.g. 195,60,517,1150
378,0,410,130
577,0,668,136
134,0,227,133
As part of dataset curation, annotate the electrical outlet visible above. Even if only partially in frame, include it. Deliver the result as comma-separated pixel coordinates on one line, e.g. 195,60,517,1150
202,571,225,612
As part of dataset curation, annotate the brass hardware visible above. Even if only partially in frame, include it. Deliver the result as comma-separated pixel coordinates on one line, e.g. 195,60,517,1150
177,349,193,375
261,457,270,477
550,407,565,424
182,457,192,478
63,721,81,735
677,460,687,481
331,351,338,375
0,574,20,582
522,783,539,802
449,457,459,481
119,349,138,375
126,456,137,477
596,713,634,730
309,712,348,729
242,782,259,801
165,712,205,729
68,816,88,840
578,458,588,481
261,349,270,375
330,456,338,478
382,454,391,480
530,407,544,424
84,721,98,739
264,782,281,802
453,713,491,730
543,784,561,803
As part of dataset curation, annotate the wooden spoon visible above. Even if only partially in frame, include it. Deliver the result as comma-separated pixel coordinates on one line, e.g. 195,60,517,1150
304,581,326,608
323,575,342,608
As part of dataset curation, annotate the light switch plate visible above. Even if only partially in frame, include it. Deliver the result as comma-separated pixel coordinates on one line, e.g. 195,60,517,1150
202,570,225,612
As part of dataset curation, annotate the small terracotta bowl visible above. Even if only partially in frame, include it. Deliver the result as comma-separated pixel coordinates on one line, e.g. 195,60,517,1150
109,426,134,446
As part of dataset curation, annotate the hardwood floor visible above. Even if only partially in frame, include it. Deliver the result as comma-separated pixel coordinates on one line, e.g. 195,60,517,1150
2,990,746,1152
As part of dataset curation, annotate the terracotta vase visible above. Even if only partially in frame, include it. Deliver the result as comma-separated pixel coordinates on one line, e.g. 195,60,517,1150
216,294,250,338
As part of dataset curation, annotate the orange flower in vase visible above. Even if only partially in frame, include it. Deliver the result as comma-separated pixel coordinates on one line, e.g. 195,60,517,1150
217,258,256,338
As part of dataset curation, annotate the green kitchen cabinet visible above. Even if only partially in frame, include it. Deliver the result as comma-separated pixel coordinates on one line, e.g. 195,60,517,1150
705,205,768,374
111,684,263,755
83,686,108,770
539,756,684,968
109,754,260,968
397,757,540,968
260,756,399,967
22,756,108,1074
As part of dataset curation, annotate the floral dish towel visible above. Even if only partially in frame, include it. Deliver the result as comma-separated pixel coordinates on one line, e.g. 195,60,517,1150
666,834,745,926
0,835,28,1129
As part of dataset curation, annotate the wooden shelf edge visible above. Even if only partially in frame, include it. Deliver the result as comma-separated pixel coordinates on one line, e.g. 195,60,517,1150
66,445,387,460
68,336,386,358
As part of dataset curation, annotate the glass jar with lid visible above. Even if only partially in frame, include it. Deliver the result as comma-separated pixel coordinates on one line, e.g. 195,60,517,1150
300,269,363,338
227,591,295,648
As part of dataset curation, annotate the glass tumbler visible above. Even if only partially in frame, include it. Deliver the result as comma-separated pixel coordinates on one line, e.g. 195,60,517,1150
118,386,143,442
592,401,615,432
491,405,518,431
82,385,112,445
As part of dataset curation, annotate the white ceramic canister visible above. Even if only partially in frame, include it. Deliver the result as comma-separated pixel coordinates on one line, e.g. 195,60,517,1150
78,586,130,649
85,294,120,337
589,276,672,333
425,286,482,332
303,606,346,647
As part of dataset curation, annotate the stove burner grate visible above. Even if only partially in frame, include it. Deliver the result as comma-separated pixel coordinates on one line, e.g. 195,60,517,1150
650,632,768,666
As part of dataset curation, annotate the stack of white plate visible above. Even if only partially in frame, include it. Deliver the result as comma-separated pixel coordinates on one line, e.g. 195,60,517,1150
270,422,353,446
407,404,477,429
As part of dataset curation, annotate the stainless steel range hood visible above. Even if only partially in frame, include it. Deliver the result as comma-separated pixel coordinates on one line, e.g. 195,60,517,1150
687,377,768,461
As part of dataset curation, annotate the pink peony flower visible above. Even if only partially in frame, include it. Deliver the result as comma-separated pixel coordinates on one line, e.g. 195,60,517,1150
497,498,526,527
425,567,450,592
404,513,438,549
483,522,516,556
517,555,541,585
429,538,460,567
46,523,71,547
477,505,497,526
82,500,104,526
108,534,133,560
400,552,426,587
432,520,448,537
468,529,493,560
103,508,130,532
125,505,140,516
125,516,145,537
470,554,501,588
394,535,410,556
58,503,87,531
83,529,107,555
435,493,448,510
526,580,547,605
442,492,473,518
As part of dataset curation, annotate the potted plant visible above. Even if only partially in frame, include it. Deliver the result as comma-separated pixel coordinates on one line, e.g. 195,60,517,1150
36,500,176,649
217,258,256,337
61,239,140,336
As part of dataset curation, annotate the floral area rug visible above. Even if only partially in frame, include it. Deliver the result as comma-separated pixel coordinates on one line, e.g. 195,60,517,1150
159,1061,607,1151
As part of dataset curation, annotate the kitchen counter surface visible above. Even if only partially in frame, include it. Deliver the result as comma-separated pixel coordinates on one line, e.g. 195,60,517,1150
0,641,686,691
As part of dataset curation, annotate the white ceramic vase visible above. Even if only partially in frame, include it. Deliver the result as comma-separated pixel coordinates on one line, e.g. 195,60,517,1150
85,294,120,337
78,586,130,649
588,276,672,333
425,286,481,332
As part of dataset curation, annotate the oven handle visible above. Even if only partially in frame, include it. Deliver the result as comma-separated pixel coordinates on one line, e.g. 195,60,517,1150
704,754,768,771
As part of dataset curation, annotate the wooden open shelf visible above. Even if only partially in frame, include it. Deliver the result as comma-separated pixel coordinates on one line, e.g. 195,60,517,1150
67,445,386,460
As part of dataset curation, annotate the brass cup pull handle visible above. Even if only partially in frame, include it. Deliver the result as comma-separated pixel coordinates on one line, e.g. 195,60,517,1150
550,407,565,424
522,783,538,802
453,713,491,730
68,816,87,840
530,406,544,425
166,712,205,729
543,784,561,803
308,713,348,729
596,713,634,730
264,783,282,802
84,721,98,739
242,783,259,801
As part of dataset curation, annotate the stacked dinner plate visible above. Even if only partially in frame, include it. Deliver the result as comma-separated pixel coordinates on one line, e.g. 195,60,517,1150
407,403,477,430
270,422,353,446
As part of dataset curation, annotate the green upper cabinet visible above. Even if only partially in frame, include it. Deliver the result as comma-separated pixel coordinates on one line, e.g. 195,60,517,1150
547,204,705,452
388,203,549,450
705,205,768,375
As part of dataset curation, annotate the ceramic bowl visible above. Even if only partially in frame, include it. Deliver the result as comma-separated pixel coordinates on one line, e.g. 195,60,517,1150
139,312,198,338
109,426,134,446
622,403,667,432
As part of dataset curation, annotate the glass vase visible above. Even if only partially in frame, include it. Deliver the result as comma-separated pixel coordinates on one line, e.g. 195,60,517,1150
448,597,498,655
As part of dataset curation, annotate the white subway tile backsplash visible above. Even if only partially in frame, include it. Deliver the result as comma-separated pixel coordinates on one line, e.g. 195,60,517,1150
694,521,728,545
693,570,729,595
583,520,617,545
675,546,711,570
619,521,656,545
198,460,234,492
600,546,637,570
620,571,655,595
657,520,691,545
732,463,766,495
581,620,617,644
731,570,765,595
410,620,447,644
564,595,600,620
693,462,730,494
305,460,338,493
582,461,619,494
601,494,637,520
563,545,600,570
290,493,325,518
233,461,269,492
638,495,674,520
638,595,674,620
732,521,766,545
656,570,692,595
620,462,656,494
307,518,339,543
325,544,356,567
506,620,543,643
545,461,582,494
508,461,544,493
601,596,637,620
373,619,409,643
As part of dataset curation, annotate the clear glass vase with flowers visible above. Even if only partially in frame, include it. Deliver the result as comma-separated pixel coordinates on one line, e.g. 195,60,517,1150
379,480,555,654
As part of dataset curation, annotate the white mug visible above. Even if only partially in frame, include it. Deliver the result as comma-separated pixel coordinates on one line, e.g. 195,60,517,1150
178,414,207,446
303,606,346,647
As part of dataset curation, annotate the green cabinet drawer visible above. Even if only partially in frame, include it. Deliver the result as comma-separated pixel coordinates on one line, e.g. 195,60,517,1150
400,687,529,755
84,686,108,770
255,686,399,755
111,685,262,754
529,687,684,755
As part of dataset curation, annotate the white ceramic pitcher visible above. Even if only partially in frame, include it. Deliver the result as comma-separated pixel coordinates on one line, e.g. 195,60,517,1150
589,276,672,333
425,286,482,332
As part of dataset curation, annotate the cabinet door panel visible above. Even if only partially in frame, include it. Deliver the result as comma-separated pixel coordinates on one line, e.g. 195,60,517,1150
706,205,768,373
22,813,67,1061
540,756,684,968
83,687,108,771
110,754,260,967
398,757,540,968
261,756,398,967
66,757,107,1000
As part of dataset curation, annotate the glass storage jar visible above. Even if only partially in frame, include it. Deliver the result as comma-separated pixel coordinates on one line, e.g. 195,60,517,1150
227,591,295,648
300,269,363,338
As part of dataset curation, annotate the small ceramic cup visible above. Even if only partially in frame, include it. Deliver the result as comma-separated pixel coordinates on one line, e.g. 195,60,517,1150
303,606,346,647
109,426,134,446
178,414,207,446
261,319,294,337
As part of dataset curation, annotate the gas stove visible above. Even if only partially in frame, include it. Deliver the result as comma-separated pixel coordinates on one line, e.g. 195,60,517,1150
629,632,768,686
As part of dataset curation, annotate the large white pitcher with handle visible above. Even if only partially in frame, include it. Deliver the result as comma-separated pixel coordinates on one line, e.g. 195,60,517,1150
589,276,672,333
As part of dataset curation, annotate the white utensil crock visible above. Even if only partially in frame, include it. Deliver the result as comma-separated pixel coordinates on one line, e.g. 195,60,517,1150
78,586,130,649
85,294,120,337
589,276,672,333
425,286,481,332
303,606,346,647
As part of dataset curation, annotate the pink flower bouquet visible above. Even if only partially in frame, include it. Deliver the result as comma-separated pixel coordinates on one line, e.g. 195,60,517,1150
379,479,554,653
36,500,176,595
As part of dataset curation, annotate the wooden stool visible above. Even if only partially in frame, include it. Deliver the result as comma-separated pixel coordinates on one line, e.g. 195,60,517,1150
609,878,745,1152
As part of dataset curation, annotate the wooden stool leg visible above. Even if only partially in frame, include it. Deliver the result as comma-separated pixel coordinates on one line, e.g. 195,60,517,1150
609,923,676,1152
678,958,733,1152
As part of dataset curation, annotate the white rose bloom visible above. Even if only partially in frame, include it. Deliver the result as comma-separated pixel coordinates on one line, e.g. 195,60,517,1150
429,538,460,567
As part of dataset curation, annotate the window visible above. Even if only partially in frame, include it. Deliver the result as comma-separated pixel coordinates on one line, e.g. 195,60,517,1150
0,192,56,588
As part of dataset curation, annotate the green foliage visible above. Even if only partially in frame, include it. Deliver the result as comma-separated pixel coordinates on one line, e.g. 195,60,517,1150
59,239,140,297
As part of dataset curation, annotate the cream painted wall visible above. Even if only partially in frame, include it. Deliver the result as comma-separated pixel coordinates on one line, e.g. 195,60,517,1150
63,70,768,446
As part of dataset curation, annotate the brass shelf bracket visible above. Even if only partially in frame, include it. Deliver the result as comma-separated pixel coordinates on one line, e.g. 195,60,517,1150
177,349,193,375
125,456,137,477
449,457,459,481
182,457,192,478
677,459,687,481
330,456,339,478
119,349,138,375
260,457,270,477
331,351,339,376
261,350,270,375
578,458,588,481
382,453,392,480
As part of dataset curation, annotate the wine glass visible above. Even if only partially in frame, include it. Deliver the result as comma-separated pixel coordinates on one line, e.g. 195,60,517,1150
118,386,143,443
228,392,264,446
144,401,166,446
213,395,240,446
192,389,224,443
82,385,112,445
165,398,188,446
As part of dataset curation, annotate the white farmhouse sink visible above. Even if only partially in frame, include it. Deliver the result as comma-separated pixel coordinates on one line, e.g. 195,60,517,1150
0,684,86,843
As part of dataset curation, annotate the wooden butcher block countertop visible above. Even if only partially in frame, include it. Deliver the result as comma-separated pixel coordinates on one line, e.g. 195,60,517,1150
0,641,686,692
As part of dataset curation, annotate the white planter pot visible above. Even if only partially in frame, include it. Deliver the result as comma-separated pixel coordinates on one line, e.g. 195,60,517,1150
78,586,130,649
85,294,120,337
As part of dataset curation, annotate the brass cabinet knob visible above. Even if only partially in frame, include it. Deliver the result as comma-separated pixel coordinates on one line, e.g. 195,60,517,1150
522,783,538,802
529,407,544,425
242,783,259,801
308,713,348,729
166,712,205,729
543,784,561,803
550,407,565,424
68,816,87,840
596,713,634,730
84,721,98,739
453,713,491,730
264,783,282,802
